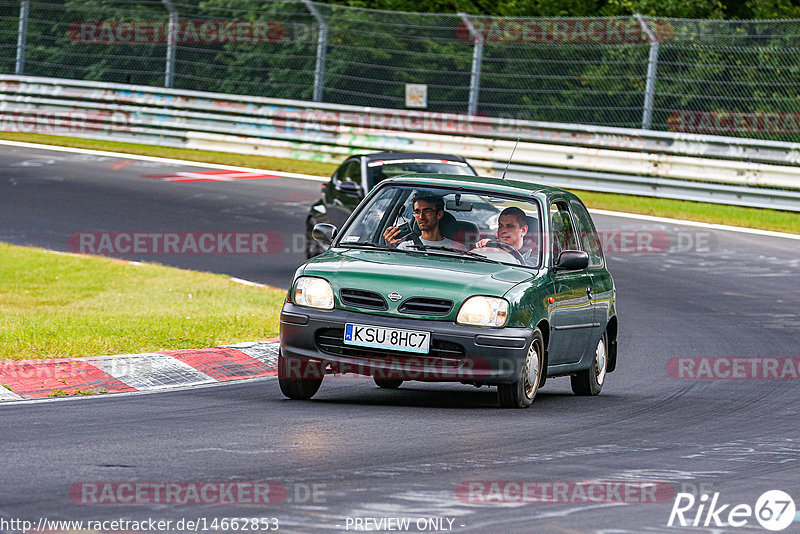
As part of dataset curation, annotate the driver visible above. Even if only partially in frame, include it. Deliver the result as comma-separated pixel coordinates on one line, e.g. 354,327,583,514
474,206,532,262
383,194,458,250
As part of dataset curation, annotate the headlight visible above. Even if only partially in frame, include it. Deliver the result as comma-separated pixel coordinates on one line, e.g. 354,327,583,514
293,277,334,310
457,296,509,327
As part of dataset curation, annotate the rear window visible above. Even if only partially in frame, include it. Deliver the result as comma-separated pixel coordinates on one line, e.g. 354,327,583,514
368,159,474,187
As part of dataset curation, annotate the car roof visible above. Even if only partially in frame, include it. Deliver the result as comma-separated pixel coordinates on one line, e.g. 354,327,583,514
377,173,579,201
359,152,469,163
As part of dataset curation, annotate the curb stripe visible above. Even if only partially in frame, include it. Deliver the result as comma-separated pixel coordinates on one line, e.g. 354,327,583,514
89,353,215,390
0,385,23,400
0,359,135,399
223,341,280,369
167,347,276,381
0,341,281,402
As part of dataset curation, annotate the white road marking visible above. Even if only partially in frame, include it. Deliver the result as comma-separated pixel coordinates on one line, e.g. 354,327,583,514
0,139,326,182
0,385,23,401
89,353,214,390
230,277,268,288
2,139,795,239
590,208,799,240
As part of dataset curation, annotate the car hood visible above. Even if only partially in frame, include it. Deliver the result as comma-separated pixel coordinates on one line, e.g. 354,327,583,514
301,248,537,318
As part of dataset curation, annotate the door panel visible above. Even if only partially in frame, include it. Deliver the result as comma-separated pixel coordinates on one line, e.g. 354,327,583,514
546,200,593,365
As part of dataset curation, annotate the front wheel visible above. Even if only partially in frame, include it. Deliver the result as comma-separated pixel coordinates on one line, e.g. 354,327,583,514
571,332,607,396
278,351,323,400
497,329,544,409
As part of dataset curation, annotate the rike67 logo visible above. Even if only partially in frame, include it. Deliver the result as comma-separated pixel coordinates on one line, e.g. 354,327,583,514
668,490,796,531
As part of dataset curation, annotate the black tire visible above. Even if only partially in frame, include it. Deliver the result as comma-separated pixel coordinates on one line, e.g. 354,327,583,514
571,331,608,396
373,378,403,389
278,351,323,400
497,329,544,409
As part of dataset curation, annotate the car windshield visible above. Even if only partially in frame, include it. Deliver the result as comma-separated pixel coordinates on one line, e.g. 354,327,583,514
337,184,542,268
367,159,474,187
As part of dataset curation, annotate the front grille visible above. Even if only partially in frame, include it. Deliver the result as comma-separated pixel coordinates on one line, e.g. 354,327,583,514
339,289,387,310
315,328,465,363
399,297,453,316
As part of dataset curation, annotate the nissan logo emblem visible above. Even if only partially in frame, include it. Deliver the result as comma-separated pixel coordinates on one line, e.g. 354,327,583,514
387,292,402,302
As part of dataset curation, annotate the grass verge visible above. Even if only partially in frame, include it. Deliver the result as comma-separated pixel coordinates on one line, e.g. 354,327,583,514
577,190,799,234
1,132,797,234
0,242,285,360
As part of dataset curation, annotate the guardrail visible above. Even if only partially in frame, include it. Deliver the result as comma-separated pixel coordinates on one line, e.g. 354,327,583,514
2,75,800,212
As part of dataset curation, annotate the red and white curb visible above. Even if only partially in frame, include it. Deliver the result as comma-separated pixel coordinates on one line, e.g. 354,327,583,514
0,339,280,401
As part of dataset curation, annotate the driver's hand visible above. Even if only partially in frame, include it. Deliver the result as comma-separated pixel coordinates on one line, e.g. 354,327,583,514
473,238,490,249
383,226,404,246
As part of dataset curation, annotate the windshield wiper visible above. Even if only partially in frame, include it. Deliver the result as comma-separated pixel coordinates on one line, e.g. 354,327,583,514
405,245,503,263
341,242,395,251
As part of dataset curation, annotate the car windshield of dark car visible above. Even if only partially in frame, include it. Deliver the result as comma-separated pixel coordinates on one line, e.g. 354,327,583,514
368,160,474,187
337,185,542,268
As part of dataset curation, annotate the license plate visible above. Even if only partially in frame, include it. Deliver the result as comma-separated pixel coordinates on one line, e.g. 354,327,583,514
343,323,430,354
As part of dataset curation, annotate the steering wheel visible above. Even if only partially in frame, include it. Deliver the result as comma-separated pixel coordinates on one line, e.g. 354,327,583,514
481,240,525,264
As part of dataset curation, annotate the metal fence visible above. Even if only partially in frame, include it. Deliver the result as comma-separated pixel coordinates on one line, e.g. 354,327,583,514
3,1,800,142
4,75,800,211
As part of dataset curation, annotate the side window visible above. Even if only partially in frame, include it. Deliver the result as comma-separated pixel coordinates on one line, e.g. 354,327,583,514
337,160,361,184
550,201,578,261
570,200,604,268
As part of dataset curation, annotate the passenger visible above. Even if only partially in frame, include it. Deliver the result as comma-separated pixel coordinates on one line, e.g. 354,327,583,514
383,195,458,250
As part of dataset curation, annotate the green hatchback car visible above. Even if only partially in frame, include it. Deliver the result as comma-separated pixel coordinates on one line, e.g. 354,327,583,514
279,174,618,408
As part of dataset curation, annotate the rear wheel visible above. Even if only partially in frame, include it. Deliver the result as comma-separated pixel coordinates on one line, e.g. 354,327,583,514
278,351,323,400
571,332,607,396
497,329,544,409
373,378,403,389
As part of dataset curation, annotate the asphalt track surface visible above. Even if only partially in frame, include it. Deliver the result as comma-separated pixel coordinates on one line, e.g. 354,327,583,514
1,145,800,533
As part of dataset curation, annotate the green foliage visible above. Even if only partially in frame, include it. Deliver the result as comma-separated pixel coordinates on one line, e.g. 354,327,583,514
744,0,800,19
329,0,726,18
3,0,800,140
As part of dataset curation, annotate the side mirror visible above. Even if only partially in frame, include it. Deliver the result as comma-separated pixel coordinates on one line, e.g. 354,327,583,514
334,180,363,198
312,223,338,247
554,250,589,272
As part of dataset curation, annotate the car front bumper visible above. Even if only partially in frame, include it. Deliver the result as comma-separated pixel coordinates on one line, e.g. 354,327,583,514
279,303,533,384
